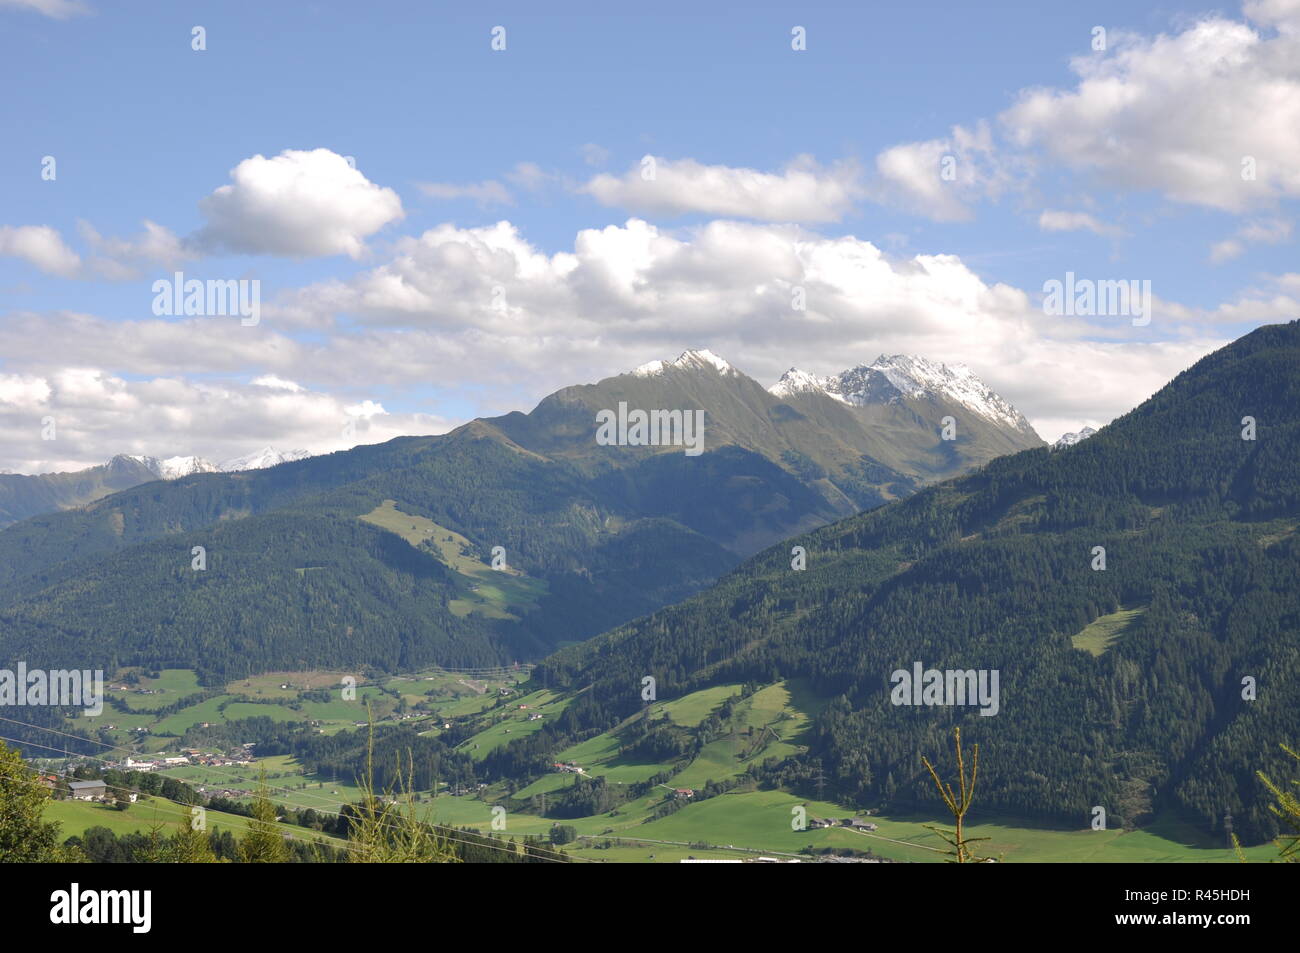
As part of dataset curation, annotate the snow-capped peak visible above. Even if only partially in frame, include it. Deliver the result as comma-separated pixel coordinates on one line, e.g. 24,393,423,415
631,348,738,378
1052,426,1097,449
116,447,310,479
124,454,220,479
218,446,311,472
769,367,832,398
769,354,1034,433
158,455,220,478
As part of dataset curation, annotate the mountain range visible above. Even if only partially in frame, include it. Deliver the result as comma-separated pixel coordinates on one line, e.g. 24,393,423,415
0,447,311,529
1052,427,1097,449
533,322,1300,842
0,350,1038,679
127,447,312,479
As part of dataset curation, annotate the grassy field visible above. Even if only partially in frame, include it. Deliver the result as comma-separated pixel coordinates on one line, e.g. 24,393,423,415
155,756,370,815
151,695,232,735
91,668,417,743
551,730,672,786
105,669,203,711
542,787,1280,864
658,684,742,727
226,671,357,699
45,796,343,849
66,665,1294,864
360,499,548,620
452,676,1287,864
1072,606,1146,656
454,689,570,759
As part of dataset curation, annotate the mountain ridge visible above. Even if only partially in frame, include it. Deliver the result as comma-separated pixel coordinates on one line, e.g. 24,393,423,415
0,349,1039,678
531,320,1300,843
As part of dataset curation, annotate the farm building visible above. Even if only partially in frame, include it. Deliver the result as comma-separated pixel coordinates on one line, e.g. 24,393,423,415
67,779,108,800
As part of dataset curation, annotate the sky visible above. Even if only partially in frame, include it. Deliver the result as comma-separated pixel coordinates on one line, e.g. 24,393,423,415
1,0,1298,472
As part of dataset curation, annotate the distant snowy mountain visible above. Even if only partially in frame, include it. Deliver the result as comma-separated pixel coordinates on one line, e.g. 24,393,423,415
124,447,311,479
771,354,1036,435
631,348,740,378
127,454,221,479
218,446,312,472
1052,427,1097,449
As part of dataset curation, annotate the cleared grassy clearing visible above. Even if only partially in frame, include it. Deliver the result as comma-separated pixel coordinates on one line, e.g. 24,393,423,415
1072,606,1146,656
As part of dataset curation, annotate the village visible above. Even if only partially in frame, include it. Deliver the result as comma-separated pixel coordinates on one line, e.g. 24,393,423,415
34,742,265,804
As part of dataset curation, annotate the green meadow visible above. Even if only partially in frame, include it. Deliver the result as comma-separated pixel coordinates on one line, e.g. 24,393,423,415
44,796,343,850
1072,606,1146,656
65,667,1292,864
105,669,203,712
360,499,548,620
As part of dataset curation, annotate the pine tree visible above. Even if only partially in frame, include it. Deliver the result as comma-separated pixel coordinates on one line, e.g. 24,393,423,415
1257,742,1300,862
238,766,289,863
169,820,218,863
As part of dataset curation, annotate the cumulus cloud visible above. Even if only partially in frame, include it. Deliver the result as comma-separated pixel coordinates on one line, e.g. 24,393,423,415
251,375,304,392
864,4,1300,223
79,219,192,278
271,217,1229,442
1244,0,1300,32
0,221,194,280
873,122,1018,222
1002,13,1300,212
0,358,447,475
0,225,82,277
582,155,864,223
195,148,404,259
4,212,1265,468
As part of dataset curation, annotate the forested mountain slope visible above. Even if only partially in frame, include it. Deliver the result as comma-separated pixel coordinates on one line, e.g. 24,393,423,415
536,322,1300,841
0,352,1032,680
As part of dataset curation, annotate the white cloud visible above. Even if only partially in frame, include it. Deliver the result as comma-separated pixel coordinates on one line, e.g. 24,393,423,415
580,143,611,167
582,156,863,223
1210,239,1245,264
79,219,192,278
1209,217,1292,262
273,217,1226,443
0,0,89,18
251,375,304,392
0,225,82,277
1038,209,1124,238
1002,14,1300,212
418,179,513,207
1244,0,1300,32
0,359,446,475
2,215,1261,467
0,220,195,281
417,163,556,208
196,148,404,259
873,122,1018,222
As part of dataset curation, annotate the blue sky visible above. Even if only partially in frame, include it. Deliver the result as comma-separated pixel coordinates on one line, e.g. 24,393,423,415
1,0,1297,470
